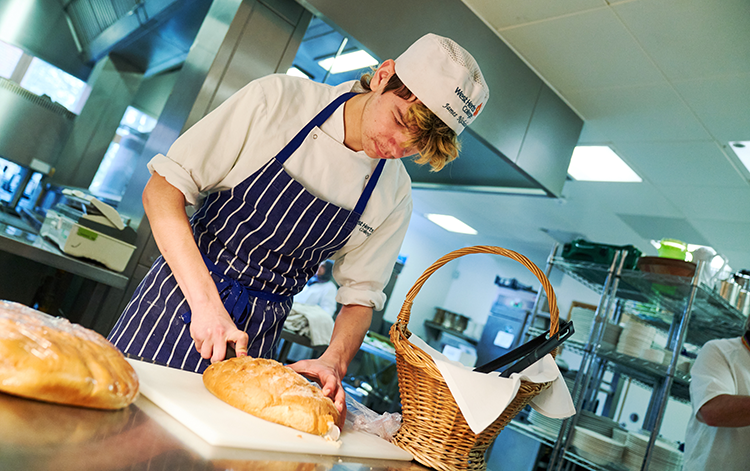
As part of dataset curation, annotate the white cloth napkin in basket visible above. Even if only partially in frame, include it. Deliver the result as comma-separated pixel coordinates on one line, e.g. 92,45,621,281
408,335,575,434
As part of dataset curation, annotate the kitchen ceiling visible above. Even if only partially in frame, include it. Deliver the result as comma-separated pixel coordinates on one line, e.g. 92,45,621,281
54,0,750,271
415,0,750,271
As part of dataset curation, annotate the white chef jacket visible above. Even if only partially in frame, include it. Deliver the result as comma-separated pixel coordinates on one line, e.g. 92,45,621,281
148,74,413,310
683,337,750,471
294,281,338,316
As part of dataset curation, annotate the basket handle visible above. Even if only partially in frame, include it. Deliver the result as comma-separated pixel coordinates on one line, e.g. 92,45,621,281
396,246,559,337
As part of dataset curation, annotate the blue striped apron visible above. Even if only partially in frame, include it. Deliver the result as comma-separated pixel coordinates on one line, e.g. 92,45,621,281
108,91,386,372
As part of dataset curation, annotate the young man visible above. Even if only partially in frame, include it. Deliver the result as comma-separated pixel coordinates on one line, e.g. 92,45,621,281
108,33,489,413
683,317,750,470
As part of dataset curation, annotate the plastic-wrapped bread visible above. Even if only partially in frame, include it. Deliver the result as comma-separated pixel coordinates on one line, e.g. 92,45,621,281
0,301,139,409
203,357,340,438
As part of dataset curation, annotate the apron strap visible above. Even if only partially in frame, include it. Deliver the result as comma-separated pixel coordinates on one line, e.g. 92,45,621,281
180,254,291,326
354,158,386,215
275,91,358,165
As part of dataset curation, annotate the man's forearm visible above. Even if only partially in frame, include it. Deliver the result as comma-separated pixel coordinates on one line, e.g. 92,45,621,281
698,394,750,427
321,304,372,376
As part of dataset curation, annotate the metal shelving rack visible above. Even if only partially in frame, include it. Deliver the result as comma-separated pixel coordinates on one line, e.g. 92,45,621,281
524,243,746,471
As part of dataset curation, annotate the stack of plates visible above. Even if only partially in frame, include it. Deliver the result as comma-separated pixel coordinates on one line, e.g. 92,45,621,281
528,409,563,437
600,322,623,351
623,431,683,471
577,410,622,437
643,348,665,364
616,321,657,357
677,357,693,373
569,306,596,343
572,426,626,466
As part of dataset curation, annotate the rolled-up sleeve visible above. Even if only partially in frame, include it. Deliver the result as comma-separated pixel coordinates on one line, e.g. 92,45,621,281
689,341,736,416
332,188,412,311
148,82,269,206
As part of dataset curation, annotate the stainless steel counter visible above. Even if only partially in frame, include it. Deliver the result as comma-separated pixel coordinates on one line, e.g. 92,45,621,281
0,391,430,471
0,211,128,290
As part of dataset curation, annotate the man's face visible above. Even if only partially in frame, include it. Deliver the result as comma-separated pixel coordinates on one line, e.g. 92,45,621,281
359,73,420,161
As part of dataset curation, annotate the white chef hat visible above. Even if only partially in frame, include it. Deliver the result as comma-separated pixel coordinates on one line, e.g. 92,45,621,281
395,33,489,135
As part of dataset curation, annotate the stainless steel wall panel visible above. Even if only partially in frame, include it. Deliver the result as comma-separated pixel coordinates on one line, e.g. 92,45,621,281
203,3,299,115
259,0,306,26
516,84,584,197
299,0,583,197
115,0,245,225
0,79,75,168
183,0,311,130
0,0,92,80
51,56,144,189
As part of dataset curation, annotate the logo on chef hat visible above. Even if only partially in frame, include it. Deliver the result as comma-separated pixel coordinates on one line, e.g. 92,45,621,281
395,33,489,135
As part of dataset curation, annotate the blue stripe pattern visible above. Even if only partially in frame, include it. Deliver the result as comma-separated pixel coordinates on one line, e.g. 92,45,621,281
108,91,384,372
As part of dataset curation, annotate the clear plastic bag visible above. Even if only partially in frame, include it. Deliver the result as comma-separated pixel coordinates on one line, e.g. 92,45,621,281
344,392,402,441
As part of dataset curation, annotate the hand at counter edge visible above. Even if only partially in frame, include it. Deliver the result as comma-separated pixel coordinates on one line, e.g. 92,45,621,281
287,303,373,427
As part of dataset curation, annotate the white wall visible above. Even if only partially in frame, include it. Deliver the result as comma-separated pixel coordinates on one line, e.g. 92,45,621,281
383,215,456,340
383,212,596,340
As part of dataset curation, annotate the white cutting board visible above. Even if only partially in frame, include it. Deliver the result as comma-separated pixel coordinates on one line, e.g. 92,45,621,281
128,359,413,461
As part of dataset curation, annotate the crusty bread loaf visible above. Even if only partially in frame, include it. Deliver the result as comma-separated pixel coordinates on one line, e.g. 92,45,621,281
0,300,139,409
203,357,339,436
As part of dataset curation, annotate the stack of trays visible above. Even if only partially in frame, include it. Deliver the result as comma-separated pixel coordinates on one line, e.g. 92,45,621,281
571,426,626,466
600,322,623,351
569,306,596,343
616,321,657,357
623,431,683,471
528,409,563,437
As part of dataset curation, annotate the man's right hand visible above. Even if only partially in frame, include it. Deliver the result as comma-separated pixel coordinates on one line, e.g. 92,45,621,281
189,304,249,363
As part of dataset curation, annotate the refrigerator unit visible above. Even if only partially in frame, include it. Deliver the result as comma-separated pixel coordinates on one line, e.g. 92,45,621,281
476,281,538,368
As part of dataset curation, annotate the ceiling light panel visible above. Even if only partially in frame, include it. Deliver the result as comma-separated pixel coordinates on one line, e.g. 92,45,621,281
568,146,642,182
425,214,478,235
318,50,378,74
729,141,750,173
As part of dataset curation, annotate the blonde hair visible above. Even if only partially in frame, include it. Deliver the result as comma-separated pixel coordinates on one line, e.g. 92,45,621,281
359,72,460,172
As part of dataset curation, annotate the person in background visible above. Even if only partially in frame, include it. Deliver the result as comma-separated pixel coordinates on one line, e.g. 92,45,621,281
683,317,750,470
107,33,489,414
294,260,337,316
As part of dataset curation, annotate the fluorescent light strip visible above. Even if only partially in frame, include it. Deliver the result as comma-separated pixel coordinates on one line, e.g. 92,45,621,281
425,213,477,235
568,146,641,182
286,66,310,79
411,182,548,196
318,50,378,74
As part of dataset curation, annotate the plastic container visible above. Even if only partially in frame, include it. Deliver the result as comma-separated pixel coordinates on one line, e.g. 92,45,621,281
561,239,642,269
657,239,687,260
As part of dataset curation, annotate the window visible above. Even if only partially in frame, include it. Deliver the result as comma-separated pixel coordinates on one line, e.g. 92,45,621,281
89,106,158,202
0,40,22,79
20,57,87,113
0,39,88,113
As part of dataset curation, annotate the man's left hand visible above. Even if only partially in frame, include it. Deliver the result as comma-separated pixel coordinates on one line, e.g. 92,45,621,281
288,356,347,426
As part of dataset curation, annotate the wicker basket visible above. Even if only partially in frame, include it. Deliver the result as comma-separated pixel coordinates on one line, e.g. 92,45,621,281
389,246,560,471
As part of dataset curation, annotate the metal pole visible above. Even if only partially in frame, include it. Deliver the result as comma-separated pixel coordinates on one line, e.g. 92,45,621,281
322,37,348,84
580,252,628,411
550,252,623,470
639,261,704,471
525,243,559,342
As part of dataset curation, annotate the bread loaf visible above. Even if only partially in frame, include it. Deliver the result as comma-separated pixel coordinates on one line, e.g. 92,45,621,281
203,357,339,437
0,300,139,409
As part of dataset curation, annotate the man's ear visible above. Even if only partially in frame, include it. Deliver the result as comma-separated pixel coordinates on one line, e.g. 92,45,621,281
369,59,396,91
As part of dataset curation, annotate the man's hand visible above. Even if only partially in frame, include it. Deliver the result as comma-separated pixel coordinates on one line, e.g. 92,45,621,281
143,173,248,364
285,304,372,426
189,303,249,363
288,356,347,426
